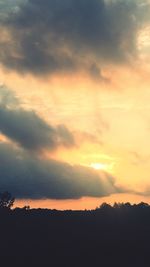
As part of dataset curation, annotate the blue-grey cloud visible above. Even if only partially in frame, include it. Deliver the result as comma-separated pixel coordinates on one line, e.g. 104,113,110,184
0,87,75,150
0,0,22,19
0,0,149,76
0,142,120,199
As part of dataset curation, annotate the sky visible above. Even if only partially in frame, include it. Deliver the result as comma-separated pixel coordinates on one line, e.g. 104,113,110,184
0,0,150,209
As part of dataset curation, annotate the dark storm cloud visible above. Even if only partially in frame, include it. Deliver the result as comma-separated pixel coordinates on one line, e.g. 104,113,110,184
0,142,119,199
0,87,75,150
0,0,149,75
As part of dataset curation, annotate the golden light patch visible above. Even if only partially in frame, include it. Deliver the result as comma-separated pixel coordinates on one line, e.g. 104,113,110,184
138,26,150,51
90,162,109,171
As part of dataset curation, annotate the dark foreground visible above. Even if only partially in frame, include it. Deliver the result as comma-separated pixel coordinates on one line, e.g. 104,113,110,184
0,202,150,267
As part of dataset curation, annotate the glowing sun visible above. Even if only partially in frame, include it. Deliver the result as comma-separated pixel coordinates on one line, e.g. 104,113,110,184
90,163,108,171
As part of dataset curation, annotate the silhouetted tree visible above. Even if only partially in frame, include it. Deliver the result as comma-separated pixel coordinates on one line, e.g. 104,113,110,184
22,205,30,210
100,202,112,210
0,191,15,209
137,202,149,208
113,202,124,209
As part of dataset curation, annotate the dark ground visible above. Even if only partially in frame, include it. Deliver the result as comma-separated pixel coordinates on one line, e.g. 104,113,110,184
0,202,150,267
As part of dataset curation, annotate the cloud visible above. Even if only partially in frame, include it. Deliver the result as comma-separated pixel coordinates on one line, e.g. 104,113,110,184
0,86,75,150
0,142,120,199
0,0,22,19
0,0,149,76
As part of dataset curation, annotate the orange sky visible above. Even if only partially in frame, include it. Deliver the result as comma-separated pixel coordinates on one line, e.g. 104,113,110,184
15,194,150,210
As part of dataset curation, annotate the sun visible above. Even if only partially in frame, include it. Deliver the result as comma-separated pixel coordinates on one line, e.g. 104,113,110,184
90,163,108,171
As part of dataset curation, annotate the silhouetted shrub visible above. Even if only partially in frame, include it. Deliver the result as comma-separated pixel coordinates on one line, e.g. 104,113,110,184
0,191,15,209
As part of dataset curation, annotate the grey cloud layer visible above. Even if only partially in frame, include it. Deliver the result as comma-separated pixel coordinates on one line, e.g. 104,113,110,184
0,142,119,199
0,87,116,200
0,87,75,150
0,0,149,75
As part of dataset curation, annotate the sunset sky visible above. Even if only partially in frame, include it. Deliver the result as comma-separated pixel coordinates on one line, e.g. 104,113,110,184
0,0,150,209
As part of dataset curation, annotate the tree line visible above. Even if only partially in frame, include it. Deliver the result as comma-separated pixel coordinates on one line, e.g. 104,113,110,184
1,191,150,266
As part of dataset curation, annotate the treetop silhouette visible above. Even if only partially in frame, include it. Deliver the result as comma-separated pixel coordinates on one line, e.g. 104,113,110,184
0,191,15,209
